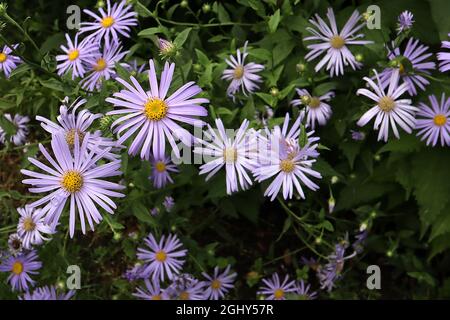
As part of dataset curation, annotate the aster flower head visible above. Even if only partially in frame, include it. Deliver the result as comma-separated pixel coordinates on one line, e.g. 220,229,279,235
120,59,147,75
304,8,373,77
0,113,29,146
163,196,175,212
415,93,450,147
350,130,365,141
149,154,179,189
0,250,42,291
21,132,125,238
291,88,334,129
0,44,22,78
194,118,259,195
133,278,168,300
222,41,264,99
17,206,53,249
137,233,187,282
20,285,75,300
437,33,450,72
352,229,368,254
158,38,178,59
294,280,318,300
253,113,322,201
257,273,296,300
397,11,414,34
8,233,23,256
81,40,129,91
123,264,146,282
106,59,209,159
36,97,119,160
56,33,98,79
357,69,418,142
165,273,205,300
80,0,138,43
379,38,436,96
202,265,237,300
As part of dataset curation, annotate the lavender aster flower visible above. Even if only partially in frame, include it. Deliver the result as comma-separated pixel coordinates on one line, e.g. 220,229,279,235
163,196,175,212
350,130,365,141
0,250,42,291
123,264,146,282
150,207,160,216
357,69,418,142
165,274,205,300
56,33,98,79
17,206,53,249
294,280,318,300
397,11,414,34
36,97,119,160
21,133,125,237
80,0,138,43
202,265,237,300
137,233,187,282
0,44,22,78
379,38,436,96
158,38,177,59
8,233,23,256
133,279,168,300
120,59,147,74
149,154,179,188
416,93,450,147
291,88,334,129
438,33,450,72
0,114,29,145
222,41,264,99
20,285,75,300
253,113,322,201
106,59,209,159
352,230,368,254
257,273,296,300
304,8,372,77
194,118,258,195
81,40,128,91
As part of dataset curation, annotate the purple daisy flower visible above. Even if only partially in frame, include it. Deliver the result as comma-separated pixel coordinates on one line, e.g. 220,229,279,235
21,133,125,237
163,196,175,212
291,88,334,129
17,206,53,250
257,273,296,300
133,279,168,300
137,233,187,282
56,33,98,79
36,97,119,160
149,154,179,189
416,93,450,147
397,11,414,34
379,38,436,96
0,44,22,78
20,285,75,300
0,113,29,146
222,41,264,99
294,280,318,300
357,69,418,142
253,113,322,201
350,130,365,141
158,38,177,59
81,40,128,91
120,59,147,74
123,264,146,282
194,118,259,195
202,265,237,300
80,0,138,43
304,8,372,77
0,250,42,291
150,207,160,216
352,229,368,254
437,33,450,72
165,273,205,300
106,59,209,159
8,233,23,256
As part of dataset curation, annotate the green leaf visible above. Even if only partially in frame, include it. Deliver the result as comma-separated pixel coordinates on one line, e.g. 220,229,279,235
216,3,231,23
0,98,16,110
268,9,281,33
173,28,192,48
138,27,168,38
135,0,153,17
378,134,422,153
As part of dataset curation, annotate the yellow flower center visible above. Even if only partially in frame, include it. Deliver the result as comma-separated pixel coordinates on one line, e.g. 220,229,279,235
378,96,396,112
101,16,115,28
308,97,321,109
68,49,79,61
0,52,7,63
12,261,23,275
65,129,85,147
93,58,107,71
233,65,244,79
155,161,166,172
434,114,447,126
211,279,221,290
155,250,167,262
23,217,36,232
223,147,237,163
330,35,345,49
398,63,405,75
280,159,295,173
144,99,168,121
179,291,190,300
151,295,162,300
274,288,284,299
61,170,84,193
